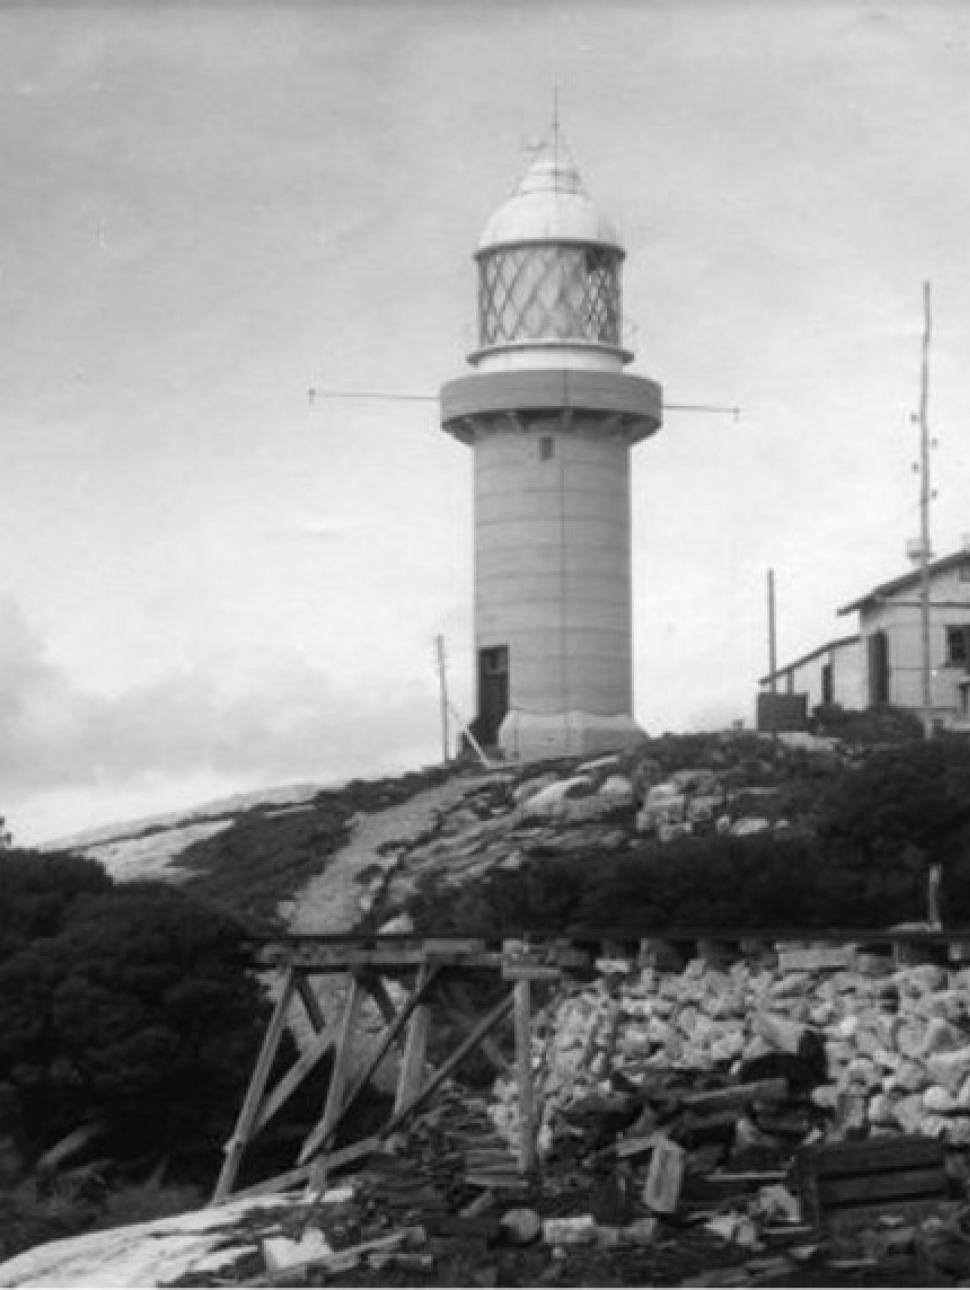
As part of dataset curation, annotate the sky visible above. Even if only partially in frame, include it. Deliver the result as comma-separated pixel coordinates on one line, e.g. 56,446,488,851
2,0,970,843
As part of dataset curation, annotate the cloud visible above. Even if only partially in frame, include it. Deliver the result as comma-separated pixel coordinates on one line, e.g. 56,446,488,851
0,597,439,820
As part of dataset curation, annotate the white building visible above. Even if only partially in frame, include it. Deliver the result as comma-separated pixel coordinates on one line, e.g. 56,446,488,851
759,548,970,728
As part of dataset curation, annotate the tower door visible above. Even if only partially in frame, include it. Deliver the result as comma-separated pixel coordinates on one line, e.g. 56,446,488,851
477,645,509,746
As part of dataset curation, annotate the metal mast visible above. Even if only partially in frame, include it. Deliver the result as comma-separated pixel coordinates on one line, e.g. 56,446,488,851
919,281,932,738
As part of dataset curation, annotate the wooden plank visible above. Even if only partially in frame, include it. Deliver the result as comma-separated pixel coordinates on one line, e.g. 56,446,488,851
315,963,441,1150
294,974,326,1035
818,1166,947,1207
251,1020,338,1136
259,1226,415,1284
227,1138,380,1201
501,963,562,983
211,967,297,1203
298,975,363,1167
394,979,431,1115
802,1135,944,1178
681,1078,788,1114
360,972,398,1027
643,1135,686,1214
385,991,514,1134
514,978,537,1175
440,980,511,1075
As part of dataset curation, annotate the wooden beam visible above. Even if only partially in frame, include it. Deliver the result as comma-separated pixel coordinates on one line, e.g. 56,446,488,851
314,963,441,1152
385,991,514,1135
514,979,537,1175
251,1020,339,1136
394,972,432,1115
360,972,398,1027
440,980,511,1075
295,974,326,1035
298,976,363,1167
226,1137,381,1202
212,967,297,1202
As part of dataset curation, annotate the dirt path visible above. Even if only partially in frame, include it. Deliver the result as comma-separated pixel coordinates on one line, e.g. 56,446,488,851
287,773,482,936
279,774,484,1078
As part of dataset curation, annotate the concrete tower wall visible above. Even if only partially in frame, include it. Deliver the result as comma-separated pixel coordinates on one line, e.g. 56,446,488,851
474,419,633,719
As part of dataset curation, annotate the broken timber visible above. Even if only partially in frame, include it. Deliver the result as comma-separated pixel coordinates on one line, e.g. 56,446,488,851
212,935,559,1202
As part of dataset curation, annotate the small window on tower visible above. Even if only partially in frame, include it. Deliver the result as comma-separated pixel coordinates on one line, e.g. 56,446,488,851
539,436,555,461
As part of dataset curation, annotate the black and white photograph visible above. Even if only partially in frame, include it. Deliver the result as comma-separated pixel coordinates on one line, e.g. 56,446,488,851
2,2,970,1285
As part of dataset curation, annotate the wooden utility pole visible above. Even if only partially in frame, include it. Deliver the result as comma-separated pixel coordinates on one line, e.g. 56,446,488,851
919,282,933,739
434,635,450,763
767,568,777,695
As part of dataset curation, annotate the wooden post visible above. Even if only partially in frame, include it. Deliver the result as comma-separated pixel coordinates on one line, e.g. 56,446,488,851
514,979,537,1174
394,964,435,1114
318,963,440,1147
435,634,450,763
299,975,362,1171
212,967,297,1202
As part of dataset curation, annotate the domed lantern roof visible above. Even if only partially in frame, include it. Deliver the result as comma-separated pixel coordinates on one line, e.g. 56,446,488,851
478,151,623,254
471,141,629,369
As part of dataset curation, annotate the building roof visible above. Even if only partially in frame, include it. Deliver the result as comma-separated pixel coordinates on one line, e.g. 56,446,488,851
478,148,622,253
758,634,860,686
837,548,970,616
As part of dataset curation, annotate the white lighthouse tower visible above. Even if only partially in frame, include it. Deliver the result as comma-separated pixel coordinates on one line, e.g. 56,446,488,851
441,137,663,760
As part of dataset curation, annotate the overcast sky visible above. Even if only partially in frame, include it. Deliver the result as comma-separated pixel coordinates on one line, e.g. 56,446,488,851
2,0,970,842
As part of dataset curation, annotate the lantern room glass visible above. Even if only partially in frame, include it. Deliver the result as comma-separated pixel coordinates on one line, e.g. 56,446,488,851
477,244,622,349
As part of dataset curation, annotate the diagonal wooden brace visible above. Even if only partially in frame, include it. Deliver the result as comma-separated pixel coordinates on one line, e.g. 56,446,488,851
212,966,297,1202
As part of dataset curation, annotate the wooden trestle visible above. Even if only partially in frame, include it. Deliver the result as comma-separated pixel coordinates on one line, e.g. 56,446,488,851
213,925,970,1204
211,935,571,1203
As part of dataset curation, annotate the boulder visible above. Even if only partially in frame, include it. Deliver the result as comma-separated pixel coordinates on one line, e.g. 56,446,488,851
521,776,594,818
729,817,771,836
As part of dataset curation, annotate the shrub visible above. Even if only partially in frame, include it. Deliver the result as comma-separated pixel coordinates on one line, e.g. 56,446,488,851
0,872,272,1166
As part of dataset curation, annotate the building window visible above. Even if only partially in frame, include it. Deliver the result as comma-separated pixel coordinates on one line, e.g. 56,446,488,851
960,563,970,582
539,436,555,461
946,625,970,668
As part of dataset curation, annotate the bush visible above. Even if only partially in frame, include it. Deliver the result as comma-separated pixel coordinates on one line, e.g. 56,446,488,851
0,862,273,1169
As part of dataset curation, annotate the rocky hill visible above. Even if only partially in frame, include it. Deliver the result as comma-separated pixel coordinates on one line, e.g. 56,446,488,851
7,720,970,1287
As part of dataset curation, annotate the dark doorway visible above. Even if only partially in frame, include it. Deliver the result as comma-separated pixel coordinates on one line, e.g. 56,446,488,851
476,645,509,746
821,662,833,706
867,630,889,706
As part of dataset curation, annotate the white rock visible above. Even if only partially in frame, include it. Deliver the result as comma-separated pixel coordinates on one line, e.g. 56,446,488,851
522,776,594,818
922,1017,966,1055
730,817,771,836
710,1032,745,1064
893,1092,927,1134
868,1092,901,1127
923,1084,960,1114
894,964,947,995
542,1216,597,1246
927,1046,970,1095
599,774,634,804
811,1084,841,1110
754,1013,809,1054
887,1059,931,1094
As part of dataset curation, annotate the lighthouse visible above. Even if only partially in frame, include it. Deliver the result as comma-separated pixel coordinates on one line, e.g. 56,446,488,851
441,137,663,760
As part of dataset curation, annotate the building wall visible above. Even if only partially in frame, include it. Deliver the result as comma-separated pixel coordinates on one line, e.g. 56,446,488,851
859,565,970,715
474,416,632,719
773,639,864,712
831,639,865,708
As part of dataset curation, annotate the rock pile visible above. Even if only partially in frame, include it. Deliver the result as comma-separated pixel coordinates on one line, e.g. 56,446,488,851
488,941,970,1158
